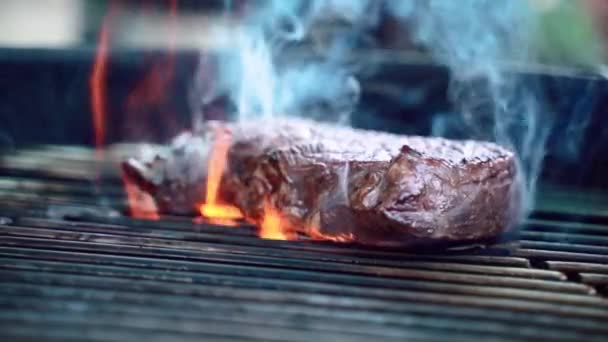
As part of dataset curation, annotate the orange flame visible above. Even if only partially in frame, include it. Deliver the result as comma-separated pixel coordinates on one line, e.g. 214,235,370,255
126,0,177,108
90,2,117,149
199,127,244,225
121,171,160,220
127,64,168,107
89,2,161,220
125,0,180,142
260,200,288,240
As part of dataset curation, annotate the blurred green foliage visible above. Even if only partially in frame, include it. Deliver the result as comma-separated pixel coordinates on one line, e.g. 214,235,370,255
535,0,604,68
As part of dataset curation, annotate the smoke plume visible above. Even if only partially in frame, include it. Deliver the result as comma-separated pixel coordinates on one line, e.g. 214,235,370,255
395,0,549,216
199,0,554,216
195,0,380,125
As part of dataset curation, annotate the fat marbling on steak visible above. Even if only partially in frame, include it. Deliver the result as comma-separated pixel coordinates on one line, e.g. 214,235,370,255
123,118,521,247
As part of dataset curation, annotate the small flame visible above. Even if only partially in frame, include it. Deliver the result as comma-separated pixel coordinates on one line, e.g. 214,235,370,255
127,0,177,108
89,2,165,220
259,200,288,240
199,127,244,224
309,229,355,243
124,0,180,142
205,128,230,205
200,205,243,227
121,171,160,220
258,202,353,242
90,2,118,149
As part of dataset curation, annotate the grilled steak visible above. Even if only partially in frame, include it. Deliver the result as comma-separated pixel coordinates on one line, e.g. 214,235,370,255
123,118,520,247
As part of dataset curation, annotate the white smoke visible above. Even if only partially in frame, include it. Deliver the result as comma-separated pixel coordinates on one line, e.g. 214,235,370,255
201,0,375,124
392,0,549,215
200,0,552,215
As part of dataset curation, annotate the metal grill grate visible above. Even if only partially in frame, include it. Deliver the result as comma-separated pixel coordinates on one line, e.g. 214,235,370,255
1,146,607,341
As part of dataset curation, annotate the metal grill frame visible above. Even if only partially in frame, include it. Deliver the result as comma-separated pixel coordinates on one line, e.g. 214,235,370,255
1,146,607,341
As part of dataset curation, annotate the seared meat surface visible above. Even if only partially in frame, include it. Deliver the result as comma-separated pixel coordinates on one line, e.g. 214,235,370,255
123,118,520,246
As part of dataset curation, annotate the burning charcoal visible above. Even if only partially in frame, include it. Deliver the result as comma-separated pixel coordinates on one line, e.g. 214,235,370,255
124,118,520,247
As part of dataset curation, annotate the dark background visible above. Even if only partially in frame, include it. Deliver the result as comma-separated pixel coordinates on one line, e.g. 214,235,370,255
1,0,608,192
1,47,607,191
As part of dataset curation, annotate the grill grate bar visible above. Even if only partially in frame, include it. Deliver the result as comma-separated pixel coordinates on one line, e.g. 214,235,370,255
515,249,608,264
2,325,264,342
2,315,410,342
580,273,608,287
1,215,535,267
2,249,607,315
1,288,603,341
520,241,608,255
3,269,608,328
521,231,608,246
0,231,596,296
2,145,608,340
526,218,608,235
0,216,559,270
4,280,607,335
546,261,608,274
0,243,563,280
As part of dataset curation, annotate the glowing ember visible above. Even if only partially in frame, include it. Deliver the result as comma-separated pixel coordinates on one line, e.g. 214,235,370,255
310,230,355,243
200,204,243,220
121,171,160,220
260,201,288,240
199,127,244,224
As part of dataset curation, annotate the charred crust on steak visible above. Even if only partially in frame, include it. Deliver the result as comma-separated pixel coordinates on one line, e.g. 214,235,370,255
122,118,521,247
